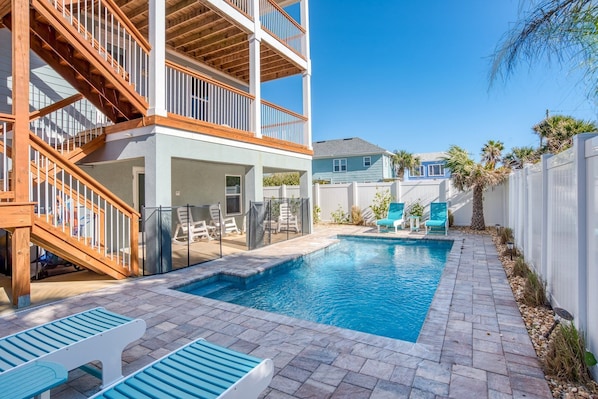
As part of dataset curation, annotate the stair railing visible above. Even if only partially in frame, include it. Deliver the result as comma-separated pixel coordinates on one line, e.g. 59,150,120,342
44,0,151,99
30,95,112,151
29,134,139,271
0,114,14,201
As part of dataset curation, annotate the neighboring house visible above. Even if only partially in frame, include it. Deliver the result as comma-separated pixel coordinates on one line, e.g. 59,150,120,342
0,0,312,306
312,138,395,183
406,152,451,180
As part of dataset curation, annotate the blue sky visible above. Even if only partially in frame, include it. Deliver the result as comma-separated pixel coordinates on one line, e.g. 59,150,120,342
265,1,598,158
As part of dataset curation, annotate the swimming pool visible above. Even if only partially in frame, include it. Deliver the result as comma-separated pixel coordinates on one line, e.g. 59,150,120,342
180,236,453,342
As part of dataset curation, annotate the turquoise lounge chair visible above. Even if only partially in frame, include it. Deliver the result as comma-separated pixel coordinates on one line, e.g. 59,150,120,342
425,202,448,235
91,338,273,399
376,202,405,233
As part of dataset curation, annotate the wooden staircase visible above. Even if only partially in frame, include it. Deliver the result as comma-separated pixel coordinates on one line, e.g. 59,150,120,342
0,0,146,282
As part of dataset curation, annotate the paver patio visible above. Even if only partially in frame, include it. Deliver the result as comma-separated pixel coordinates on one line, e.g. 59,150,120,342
0,225,552,399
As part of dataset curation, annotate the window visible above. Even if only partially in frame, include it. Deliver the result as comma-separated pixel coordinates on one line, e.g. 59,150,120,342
363,157,371,167
428,164,445,177
225,175,242,215
411,165,425,177
333,159,347,172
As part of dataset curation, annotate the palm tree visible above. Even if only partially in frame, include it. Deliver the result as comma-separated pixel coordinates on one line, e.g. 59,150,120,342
481,140,505,169
503,146,539,169
392,150,421,181
443,145,510,230
533,115,596,154
490,0,598,96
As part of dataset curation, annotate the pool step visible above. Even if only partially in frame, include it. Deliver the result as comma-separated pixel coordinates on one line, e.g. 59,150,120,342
191,281,233,297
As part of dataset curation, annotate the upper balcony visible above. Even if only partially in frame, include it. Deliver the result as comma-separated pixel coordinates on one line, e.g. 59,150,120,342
115,0,307,84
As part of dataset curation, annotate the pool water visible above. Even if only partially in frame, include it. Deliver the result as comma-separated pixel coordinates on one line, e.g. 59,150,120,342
182,236,453,342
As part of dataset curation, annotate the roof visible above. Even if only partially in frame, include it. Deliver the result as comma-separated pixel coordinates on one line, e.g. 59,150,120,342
414,152,448,162
312,137,392,159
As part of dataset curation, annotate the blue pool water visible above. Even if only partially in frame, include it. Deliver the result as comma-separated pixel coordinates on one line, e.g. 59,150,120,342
181,236,453,342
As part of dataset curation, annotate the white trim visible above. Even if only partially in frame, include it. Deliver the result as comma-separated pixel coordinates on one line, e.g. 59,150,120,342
225,175,243,216
428,164,445,177
333,158,347,172
363,156,371,167
106,125,312,160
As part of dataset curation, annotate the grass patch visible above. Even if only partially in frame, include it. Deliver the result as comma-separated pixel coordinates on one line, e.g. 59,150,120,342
500,227,513,244
512,257,528,277
522,270,547,307
544,323,593,383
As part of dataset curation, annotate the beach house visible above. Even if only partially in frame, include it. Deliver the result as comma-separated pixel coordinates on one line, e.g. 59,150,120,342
0,0,313,306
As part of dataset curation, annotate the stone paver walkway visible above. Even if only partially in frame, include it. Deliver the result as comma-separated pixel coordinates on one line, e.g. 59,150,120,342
0,226,552,398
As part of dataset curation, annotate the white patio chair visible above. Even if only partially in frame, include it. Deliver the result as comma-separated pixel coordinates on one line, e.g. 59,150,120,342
173,207,214,243
209,204,240,236
277,202,300,233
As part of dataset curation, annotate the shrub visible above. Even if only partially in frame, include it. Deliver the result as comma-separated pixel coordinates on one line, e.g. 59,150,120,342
351,205,364,225
370,189,392,219
331,205,349,224
313,205,321,224
544,322,595,383
522,270,547,307
512,257,528,278
448,209,454,227
500,227,513,244
406,200,424,218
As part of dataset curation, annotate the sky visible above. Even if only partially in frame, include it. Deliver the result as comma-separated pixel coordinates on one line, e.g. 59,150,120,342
264,0,598,158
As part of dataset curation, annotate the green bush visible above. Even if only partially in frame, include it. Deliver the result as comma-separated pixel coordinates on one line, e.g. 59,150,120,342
313,205,321,224
544,322,595,383
406,199,424,218
331,205,349,224
522,270,547,307
512,257,528,278
351,205,363,225
370,189,392,219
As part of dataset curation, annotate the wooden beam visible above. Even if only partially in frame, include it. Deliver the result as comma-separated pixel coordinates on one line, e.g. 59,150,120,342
29,93,84,121
0,202,34,228
11,0,31,308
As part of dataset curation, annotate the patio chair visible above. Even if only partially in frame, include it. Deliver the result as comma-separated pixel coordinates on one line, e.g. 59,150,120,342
376,202,405,233
210,204,241,236
173,206,214,243
277,202,300,233
90,338,274,399
424,202,448,235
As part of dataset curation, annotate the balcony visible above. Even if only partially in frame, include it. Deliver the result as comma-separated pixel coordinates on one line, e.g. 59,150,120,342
116,0,306,83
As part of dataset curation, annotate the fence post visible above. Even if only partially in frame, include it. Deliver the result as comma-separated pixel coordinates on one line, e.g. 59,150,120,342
573,134,593,332
540,153,551,281
281,184,287,198
351,182,359,211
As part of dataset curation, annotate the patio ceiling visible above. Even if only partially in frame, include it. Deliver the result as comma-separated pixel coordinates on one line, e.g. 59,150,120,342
115,0,303,83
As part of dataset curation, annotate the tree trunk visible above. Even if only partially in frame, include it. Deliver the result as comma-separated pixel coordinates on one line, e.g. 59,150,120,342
470,185,486,230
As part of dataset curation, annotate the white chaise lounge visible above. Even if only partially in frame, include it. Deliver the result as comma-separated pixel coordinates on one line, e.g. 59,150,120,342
0,307,146,394
90,338,274,399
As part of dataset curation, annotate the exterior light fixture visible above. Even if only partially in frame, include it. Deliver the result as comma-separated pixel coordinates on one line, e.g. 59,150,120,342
544,307,574,339
506,241,514,260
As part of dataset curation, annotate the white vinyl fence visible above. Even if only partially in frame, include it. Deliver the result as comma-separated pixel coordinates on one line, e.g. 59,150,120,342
508,133,598,377
264,179,507,226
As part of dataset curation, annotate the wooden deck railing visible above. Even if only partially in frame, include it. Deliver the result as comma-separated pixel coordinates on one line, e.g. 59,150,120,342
29,134,139,271
165,62,254,132
259,0,305,57
30,96,112,151
261,100,307,145
45,0,150,99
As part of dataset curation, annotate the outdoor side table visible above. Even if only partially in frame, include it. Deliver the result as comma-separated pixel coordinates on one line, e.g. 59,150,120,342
409,216,420,232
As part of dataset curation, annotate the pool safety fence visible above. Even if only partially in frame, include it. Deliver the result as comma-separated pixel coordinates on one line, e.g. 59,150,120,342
247,198,310,250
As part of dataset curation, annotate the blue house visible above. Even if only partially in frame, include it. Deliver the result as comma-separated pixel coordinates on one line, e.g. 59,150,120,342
312,138,395,183
406,152,451,180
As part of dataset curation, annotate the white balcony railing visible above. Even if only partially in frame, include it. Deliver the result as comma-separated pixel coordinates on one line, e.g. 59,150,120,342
225,0,253,17
166,62,254,132
259,0,305,57
46,0,150,99
261,100,307,145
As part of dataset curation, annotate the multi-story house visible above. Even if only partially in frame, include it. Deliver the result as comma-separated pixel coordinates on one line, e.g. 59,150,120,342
406,152,451,180
312,137,395,183
0,0,312,307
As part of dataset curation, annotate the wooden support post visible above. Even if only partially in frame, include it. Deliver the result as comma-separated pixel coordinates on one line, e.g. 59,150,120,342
11,0,31,307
